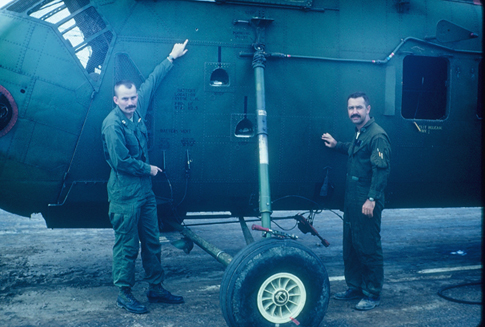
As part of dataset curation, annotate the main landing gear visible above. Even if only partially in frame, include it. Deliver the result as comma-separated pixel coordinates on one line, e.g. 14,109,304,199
220,238,330,327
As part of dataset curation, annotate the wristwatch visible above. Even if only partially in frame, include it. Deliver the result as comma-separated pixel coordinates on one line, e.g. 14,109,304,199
368,197,375,202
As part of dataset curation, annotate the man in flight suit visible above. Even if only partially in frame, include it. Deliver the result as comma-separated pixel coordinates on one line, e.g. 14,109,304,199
321,92,391,311
102,40,188,314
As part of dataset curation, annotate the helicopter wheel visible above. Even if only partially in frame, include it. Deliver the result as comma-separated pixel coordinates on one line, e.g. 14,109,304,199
220,238,330,327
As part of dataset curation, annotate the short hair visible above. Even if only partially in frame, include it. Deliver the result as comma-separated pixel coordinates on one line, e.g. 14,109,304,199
347,92,370,107
114,80,135,96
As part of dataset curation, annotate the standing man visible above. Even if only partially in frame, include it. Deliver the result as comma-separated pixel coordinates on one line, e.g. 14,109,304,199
102,40,188,314
321,92,391,311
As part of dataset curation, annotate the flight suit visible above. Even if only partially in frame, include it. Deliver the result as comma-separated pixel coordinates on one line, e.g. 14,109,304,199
101,59,173,288
334,118,391,298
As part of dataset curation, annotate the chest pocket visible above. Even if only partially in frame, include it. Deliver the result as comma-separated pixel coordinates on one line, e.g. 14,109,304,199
124,119,149,161
123,126,141,157
138,122,148,140
349,139,370,158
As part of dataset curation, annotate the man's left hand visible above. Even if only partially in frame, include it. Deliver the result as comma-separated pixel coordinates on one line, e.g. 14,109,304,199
362,199,375,218
169,39,189,60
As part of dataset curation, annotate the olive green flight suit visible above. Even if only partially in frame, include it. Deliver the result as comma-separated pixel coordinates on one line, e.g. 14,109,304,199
101,59,173,288
334,118,391,298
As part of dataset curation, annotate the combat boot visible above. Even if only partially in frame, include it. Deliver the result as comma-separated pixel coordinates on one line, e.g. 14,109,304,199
117,287,149,314
147,284,184,304
333,288,363,301
355,295,380,311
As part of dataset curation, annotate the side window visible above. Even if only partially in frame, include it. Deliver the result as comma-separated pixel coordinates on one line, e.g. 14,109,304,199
401,56,449,120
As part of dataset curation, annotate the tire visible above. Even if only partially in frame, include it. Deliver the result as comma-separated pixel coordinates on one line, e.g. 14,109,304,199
220,238,330,327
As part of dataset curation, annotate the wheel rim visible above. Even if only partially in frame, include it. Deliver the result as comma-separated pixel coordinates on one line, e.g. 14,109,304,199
257,272,307,324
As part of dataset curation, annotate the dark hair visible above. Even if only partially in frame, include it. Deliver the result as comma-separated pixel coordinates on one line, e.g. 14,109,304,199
114,80,135,96
347,92,370,107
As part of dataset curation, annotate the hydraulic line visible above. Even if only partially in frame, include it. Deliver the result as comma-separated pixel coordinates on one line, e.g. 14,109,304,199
239,36,481,65
438,281,482,305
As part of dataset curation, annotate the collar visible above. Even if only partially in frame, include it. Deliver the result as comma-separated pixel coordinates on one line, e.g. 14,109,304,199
356,117,375,134
115,106,142,125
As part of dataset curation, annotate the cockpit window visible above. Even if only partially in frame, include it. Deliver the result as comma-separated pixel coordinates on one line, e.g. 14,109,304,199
7,0,113,78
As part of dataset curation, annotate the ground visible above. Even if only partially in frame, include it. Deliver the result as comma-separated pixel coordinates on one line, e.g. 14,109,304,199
0,207,482,326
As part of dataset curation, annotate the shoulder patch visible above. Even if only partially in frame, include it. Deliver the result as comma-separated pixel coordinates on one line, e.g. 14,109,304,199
371,148,388,168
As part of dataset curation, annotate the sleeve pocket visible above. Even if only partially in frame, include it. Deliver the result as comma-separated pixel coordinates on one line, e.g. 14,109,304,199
371,150,388,168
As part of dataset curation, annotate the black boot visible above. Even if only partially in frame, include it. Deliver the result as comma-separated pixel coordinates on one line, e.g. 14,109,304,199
117,287,149,314
147,284,184,304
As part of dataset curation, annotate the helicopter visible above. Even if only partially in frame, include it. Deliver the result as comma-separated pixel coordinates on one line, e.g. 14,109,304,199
0,0,482,326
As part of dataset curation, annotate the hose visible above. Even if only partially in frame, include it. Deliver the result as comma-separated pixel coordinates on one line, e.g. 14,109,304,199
437,281,482,305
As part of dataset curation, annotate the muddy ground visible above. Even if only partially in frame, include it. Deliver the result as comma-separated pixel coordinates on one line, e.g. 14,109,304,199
0,208,482,326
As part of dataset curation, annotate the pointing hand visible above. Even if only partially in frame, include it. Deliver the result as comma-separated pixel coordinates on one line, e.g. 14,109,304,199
169,39,189,59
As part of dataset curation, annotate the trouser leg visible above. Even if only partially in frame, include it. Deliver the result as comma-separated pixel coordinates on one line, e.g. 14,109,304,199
138,194,164,285
343,220,363,291
353,203,384,297
360,242,384,297
358,205,384,297
343,200,384,297
109,203,140,288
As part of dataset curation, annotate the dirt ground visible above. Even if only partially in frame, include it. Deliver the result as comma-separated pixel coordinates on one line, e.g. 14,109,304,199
0,208,482,326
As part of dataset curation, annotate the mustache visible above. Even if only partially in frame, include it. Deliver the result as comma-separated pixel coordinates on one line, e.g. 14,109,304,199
126,105,136,109
351,114,361,119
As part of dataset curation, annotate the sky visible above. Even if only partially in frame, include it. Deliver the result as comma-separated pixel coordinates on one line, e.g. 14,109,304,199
0,0,12,7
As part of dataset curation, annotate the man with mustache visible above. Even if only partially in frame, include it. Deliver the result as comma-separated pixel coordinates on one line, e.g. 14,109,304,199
321,92,391,311
101,40,188,314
